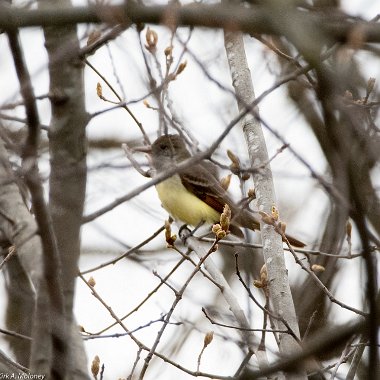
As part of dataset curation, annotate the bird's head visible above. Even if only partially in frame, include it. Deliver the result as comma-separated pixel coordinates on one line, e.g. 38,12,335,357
151,134,191,170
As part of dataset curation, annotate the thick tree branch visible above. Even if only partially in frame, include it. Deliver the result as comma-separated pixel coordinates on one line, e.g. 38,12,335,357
0,2,380,43
224,27,306,380
37,0,90,378
7,29,67,379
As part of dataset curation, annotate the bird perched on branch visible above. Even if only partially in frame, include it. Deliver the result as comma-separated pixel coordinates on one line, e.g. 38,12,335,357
136,134,305,247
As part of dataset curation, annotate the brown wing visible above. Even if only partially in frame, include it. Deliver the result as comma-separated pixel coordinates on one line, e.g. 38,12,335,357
180,166,246,237
179,164,231,214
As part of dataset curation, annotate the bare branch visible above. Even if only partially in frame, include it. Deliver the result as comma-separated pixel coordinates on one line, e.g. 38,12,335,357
7,28,67,379
224,25,305,379
0,3,379,44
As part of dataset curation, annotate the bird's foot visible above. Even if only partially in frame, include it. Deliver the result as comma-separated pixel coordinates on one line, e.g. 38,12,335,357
179,221,206,242
179,224,192,243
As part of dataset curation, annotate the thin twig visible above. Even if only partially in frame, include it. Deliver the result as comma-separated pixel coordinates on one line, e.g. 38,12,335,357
122,143,151,177
0,327,32,341
138,238,219,379
80,224,165,275
202,308,288,334
199,236,370,258
282,235,367,317
85,58,150,144
82,315,180,340
234,253,300,344
79,272,234,380
0,245,17,271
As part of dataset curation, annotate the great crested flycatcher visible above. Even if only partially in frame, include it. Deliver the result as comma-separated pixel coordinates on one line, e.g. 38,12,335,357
137,134,305,247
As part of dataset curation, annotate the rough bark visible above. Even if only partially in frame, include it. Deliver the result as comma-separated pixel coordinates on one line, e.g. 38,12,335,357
34,0,89,378
224,31,306,379
0,135,41,368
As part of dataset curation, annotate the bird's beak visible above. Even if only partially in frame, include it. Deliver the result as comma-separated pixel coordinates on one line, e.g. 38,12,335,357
133,145,152,154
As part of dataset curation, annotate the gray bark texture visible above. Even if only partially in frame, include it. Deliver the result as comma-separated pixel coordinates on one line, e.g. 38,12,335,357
32,0,89,378
224,30,306,380
0,135,41,368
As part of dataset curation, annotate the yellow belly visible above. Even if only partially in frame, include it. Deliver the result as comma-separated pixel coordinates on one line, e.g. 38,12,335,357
156,175,220,226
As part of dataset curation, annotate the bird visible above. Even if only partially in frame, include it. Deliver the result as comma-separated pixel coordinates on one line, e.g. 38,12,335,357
137,134,305,247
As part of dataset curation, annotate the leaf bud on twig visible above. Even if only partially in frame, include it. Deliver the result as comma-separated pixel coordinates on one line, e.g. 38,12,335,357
88,276,96,287
175,60,187,77
242,172,250,181
247,188,256,199
311,264,325,273
220,204,231,232
260,264,268,286
204,331,214,347
212,224,226,240
366,77,376,96
271,205,279,221
165,219,176,247
227,149,241,174
164,46,173,57
96,82,103,99
145,27,158,53
346,220,352,239
220,174,231,190
91,355,100,378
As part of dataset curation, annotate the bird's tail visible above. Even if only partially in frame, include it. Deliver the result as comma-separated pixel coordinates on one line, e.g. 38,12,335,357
233,208,306,248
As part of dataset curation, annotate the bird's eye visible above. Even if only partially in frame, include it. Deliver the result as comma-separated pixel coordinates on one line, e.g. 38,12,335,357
160,144,167,150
